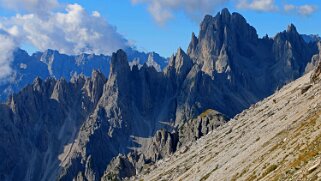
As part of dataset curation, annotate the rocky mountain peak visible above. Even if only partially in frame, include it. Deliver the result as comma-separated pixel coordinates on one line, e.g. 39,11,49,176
188,8,258,75
287,23,298,33
91,69,105,80
221,7,231,17
187,32,198,56
273,23,312,81
176,47,185,58
1,9,320,181
276,24,302,42
109,49,130,77
167,48,193,76
83,70,106,105
146,53,162,72
40,49,58,62
30,76,45,94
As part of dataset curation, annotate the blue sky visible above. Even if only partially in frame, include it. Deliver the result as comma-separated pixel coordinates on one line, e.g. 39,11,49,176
0,0,320,57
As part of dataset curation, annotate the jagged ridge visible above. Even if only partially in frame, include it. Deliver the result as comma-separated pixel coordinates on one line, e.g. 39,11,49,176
0,8,320,181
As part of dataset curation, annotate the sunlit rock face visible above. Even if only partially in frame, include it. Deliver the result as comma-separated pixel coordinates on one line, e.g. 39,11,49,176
0,9,320,181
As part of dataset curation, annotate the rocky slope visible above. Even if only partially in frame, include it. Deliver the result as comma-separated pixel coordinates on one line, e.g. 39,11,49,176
0,8,320,181
100,109,227,180
138,60,321,181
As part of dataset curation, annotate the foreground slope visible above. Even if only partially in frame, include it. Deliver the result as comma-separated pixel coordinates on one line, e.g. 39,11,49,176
0,8,320,180
139,65,321,180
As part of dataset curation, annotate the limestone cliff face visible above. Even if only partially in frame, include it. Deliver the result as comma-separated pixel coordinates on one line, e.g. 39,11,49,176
0,9,319,181
183,8,317,117
188,8,258,75
139,62,321,181
306,42,321,73
57,50,170,181
0,71,106,181
272,24,314,85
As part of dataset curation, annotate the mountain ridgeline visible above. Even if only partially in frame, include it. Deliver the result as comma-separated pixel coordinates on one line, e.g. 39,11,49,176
0,8,320,181
0,48,167,101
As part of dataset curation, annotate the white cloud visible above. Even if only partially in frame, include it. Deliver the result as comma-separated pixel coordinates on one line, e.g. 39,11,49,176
0,3,128,55
0,30,17,82
237,0,278,12
284,4,295,12
0,2,129,83
131,0,228,25
92,11,101,17
133,0,318,23
298,5,317,16
0,0,58,18
284,4,317,16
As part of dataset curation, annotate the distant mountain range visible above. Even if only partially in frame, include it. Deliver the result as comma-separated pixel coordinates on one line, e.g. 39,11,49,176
301,34,321,43
0,8,320,181
0,48,168,101
0,32,318,102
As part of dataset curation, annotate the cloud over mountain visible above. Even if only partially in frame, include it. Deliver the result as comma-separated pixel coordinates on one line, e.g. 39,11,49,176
0,0,58,17
237,0,278,12
131,0,229,24
133,0,318,24
0,3,128,55
284,4,318,16
0,1,129,82
0,30,16,82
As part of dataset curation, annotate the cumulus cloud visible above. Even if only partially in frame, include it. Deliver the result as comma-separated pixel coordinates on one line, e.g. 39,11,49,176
0,1,129,83
131,0,228,25
297,5,317,16
283,4,317,16
134,0,318,24
0,30,17,82
0,0,58,17
0,3,128,55
237,0,278,12
284,4,317,16
284,4,295,12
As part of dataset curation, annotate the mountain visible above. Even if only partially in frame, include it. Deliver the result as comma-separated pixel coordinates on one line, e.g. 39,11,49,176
139,61,321,181
305,42,321,73
301,34,321,43
0,48,167,101
0,8,320,181
184,9,317,117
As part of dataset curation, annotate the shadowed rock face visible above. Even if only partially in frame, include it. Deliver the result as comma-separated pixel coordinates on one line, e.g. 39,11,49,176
0,71,106,181
100,109,227,180
0,48,167,102
0,9,319,181
183,8,317,117
307,42,321,74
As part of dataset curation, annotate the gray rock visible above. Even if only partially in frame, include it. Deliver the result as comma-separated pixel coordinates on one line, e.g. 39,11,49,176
306,42,321,73
0,8,319,181
311,60,321,83
0,48,167,102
